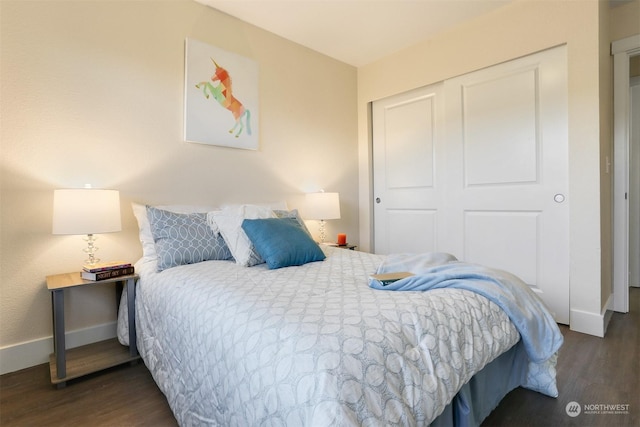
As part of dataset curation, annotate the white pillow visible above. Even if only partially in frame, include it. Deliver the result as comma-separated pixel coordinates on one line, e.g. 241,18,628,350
209,201,287,235
209,205,276,266
132,202,218,264
221,201,288,210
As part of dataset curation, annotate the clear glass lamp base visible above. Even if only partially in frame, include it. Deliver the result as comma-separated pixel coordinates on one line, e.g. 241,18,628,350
318,220,327,243
83,234,100,266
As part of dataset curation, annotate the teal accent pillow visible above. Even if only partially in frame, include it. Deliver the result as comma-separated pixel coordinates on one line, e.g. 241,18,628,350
147,206,233,271
241,218,326,269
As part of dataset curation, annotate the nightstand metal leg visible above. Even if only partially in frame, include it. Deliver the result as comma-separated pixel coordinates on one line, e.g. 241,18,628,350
126,277,137,357
51,289,66,379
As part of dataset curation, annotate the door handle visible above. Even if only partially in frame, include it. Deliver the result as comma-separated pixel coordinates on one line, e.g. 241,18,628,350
376,197,381,203
554,194,565,203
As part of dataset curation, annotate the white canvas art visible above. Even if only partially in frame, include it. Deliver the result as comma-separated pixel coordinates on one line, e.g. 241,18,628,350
184,38,259,150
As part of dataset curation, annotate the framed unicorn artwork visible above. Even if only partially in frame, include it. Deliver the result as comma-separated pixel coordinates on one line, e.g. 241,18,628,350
184,38,259,150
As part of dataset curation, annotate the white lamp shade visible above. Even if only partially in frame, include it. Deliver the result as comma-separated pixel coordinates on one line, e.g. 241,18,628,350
52,189,122,235
305,192,341,220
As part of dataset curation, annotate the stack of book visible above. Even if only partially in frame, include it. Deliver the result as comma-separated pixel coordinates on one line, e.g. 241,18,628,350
81,261,134,281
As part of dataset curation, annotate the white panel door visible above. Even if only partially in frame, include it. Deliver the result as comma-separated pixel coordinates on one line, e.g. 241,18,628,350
371,46,569,323
444,46,569,323
372,84,444,254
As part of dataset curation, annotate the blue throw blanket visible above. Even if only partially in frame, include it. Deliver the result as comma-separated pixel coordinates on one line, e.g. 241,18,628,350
370,253,563,363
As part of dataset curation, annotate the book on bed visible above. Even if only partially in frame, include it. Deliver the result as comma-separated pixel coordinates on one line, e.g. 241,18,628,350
370,271,414,285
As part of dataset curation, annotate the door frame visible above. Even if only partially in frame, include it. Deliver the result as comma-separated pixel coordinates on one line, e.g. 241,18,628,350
612,34,640,313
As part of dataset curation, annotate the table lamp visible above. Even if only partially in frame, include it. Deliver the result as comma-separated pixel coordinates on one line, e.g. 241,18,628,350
52,188,122,266
305,191,340,243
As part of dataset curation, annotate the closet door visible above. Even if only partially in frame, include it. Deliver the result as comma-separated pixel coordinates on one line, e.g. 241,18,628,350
372,84,445,254
371,46,569,323
444,46,569,323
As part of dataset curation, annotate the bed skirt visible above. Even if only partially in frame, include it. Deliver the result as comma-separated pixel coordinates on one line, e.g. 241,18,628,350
431,342,526,426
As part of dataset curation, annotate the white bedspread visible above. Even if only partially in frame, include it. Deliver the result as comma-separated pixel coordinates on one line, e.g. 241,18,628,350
119,247,523,426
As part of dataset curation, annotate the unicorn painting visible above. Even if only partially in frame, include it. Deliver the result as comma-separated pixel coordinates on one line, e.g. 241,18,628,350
196,58,252,138
184,38,258,149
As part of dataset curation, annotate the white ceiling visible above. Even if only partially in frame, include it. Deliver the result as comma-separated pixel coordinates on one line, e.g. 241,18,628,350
196,0,515,67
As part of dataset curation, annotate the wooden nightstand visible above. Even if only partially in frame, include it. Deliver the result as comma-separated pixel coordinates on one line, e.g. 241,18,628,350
337,244,357,250
322,243,357,250
46,272,140,387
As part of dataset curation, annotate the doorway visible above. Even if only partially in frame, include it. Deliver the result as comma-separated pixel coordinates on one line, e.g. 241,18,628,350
613,35,640,313
631,72,640,289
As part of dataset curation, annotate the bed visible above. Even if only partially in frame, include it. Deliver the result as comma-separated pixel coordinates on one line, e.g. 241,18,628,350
118,203,562,426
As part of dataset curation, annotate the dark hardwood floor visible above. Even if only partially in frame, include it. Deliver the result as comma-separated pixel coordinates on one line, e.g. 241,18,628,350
0,359,177,427
1,288,638,426
483,287,640,427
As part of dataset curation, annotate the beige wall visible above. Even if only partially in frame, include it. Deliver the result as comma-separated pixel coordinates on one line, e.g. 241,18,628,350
610,0,640,42
357,0,609,334
0,0,358,371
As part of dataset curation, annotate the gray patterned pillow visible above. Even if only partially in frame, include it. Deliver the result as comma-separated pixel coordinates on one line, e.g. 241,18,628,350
273,209,312,236
147,206,233,271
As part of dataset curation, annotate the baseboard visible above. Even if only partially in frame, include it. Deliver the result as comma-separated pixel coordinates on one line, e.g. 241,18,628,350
0,322,117,375
570,294,614,338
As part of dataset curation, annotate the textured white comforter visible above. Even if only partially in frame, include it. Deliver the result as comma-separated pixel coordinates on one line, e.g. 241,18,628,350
119,247,522,426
